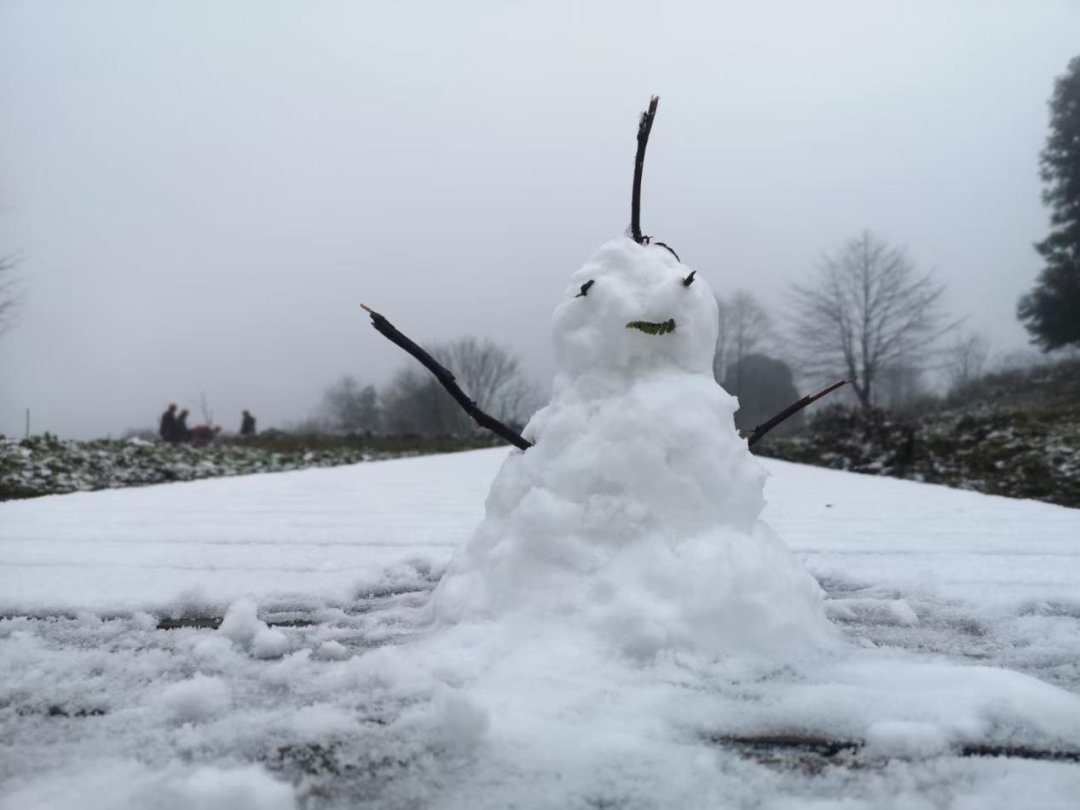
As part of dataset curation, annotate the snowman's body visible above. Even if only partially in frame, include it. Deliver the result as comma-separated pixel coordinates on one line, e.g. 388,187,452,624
434,238,834,661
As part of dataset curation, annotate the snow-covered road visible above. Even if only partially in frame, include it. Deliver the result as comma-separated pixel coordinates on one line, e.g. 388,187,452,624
2,450,1079,809
4,449,1077,616
0,449,496,614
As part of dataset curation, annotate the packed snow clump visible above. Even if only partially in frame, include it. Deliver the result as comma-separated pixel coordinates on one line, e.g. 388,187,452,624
219,597,263,645
219,597,289,659
434,238,835,661
160,675,231,724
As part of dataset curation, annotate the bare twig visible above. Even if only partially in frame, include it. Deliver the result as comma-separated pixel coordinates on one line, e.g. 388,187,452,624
361,304,533,451
0,253,23,338
197,391,214,427
745,379,853,448
630,96,659,244
655,241,681,262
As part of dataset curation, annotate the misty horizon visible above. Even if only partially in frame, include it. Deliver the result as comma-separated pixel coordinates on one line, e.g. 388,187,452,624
2,1,1078,439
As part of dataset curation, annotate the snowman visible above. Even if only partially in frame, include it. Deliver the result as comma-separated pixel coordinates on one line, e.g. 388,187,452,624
365,98,838,663
429,236,836,661
357,104,1080,784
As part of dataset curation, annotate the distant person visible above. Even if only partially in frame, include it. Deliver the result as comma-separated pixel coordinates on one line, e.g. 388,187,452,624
175,408,192,443
240,410,256,436
159,403,178,443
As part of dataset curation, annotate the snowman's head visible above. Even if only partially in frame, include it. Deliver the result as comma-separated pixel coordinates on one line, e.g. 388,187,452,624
552,238,719,376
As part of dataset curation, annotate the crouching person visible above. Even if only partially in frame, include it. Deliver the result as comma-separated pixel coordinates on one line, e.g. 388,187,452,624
191,425,222,446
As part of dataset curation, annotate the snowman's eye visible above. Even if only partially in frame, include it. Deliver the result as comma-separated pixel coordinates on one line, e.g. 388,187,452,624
576,280,595,298
682,271,696,287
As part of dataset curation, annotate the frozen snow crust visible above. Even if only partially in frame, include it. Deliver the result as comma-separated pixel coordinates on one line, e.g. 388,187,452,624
434,238,835,662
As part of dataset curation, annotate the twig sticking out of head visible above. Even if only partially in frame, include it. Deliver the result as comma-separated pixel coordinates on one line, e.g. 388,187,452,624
630,96,659,245
745,379,853,449
360,304,533,451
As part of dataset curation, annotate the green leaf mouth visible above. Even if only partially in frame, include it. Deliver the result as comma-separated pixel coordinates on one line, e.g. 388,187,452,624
626,319,676,335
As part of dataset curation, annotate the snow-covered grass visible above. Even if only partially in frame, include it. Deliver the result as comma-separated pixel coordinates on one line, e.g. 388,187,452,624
0,434,493,501
762,372,1080,510
2,449,1079,809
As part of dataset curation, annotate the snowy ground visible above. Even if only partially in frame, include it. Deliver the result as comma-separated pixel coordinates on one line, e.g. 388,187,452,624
2,448,1079,809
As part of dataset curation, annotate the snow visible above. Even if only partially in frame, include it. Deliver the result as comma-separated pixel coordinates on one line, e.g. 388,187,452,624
220,598,263,645
0,451,487,614
160,676,231,724
1,452,1080,807
217,598,290,659
2,238,1080,807
252,627,290,660
550,238,717,376
0,761,296,810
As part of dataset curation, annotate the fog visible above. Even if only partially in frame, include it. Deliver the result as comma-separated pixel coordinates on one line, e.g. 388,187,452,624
1,0,1077,439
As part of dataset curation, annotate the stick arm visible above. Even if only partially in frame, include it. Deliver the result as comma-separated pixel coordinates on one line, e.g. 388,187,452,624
361,305,533,451
745,379,853,448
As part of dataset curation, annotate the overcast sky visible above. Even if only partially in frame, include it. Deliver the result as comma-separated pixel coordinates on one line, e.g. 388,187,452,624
1,0,1078,439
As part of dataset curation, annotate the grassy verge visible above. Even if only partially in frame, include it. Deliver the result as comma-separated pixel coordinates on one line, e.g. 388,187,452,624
760,360,1080,509
0,433,501,501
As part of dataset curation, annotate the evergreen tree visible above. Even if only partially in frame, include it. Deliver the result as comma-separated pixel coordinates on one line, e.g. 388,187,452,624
724,353,803,438
1018,55,1080,350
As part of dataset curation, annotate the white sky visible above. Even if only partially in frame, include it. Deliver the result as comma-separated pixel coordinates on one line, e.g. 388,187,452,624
1,0,1078,439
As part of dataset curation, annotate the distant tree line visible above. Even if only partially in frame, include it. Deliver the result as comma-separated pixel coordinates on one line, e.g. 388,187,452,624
314,175,1080,444
318,233,976,446
711,228,964,437
721,53,1080,425
311,336,540,439
711,224,1079,433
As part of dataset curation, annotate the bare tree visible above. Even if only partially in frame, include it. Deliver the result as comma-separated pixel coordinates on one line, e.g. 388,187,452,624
382,367,465,437
0,254,21,338
943,333,990,391
715,290,774,393
790,231,954,410
437,337,535,423
197,391,214,427
320,376,381,434
381,337,537,437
